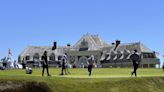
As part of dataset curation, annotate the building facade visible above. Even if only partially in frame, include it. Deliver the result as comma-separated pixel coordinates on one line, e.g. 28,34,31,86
18,34,160,68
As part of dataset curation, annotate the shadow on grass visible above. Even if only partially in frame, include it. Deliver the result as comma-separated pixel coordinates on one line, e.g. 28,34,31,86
0,81,51,92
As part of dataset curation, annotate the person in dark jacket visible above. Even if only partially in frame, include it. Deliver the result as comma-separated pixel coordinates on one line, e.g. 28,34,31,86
2,57,7,68
42,51,51,76
130,50,140,77
87,55,95,76
22,58,26,69
61,58,66,75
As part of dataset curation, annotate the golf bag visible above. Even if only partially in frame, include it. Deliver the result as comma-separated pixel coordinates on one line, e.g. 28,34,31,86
26,68,33,74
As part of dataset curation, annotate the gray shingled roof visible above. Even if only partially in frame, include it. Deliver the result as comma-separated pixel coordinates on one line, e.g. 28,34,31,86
100,42,153,61
102,42,153,53
20,34,154,58
74,34,108,50
20,46,66,57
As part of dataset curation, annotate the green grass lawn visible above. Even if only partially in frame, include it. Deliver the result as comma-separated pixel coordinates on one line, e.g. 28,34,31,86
0,68,164,92
1,68,163,78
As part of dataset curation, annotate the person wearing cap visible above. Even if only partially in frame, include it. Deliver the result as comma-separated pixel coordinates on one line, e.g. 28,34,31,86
130,50,140,77
42,51,51,76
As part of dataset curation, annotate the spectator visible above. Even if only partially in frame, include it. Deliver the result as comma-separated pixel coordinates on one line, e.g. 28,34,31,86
14,60,19,69
22,58,26,69
73,64,76,68
2,57,7,68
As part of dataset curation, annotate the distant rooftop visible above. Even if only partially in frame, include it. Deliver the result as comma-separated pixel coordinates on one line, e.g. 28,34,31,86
20,34,154,57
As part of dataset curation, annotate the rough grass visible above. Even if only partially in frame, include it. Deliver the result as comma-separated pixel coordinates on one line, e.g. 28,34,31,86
0,68,164,92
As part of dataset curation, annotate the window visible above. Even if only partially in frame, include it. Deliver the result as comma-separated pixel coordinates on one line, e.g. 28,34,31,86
58,56,63,61
33,53,40,60
26,56,30,60
143,53,155,58
49,53,55,61
79,39,89,51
